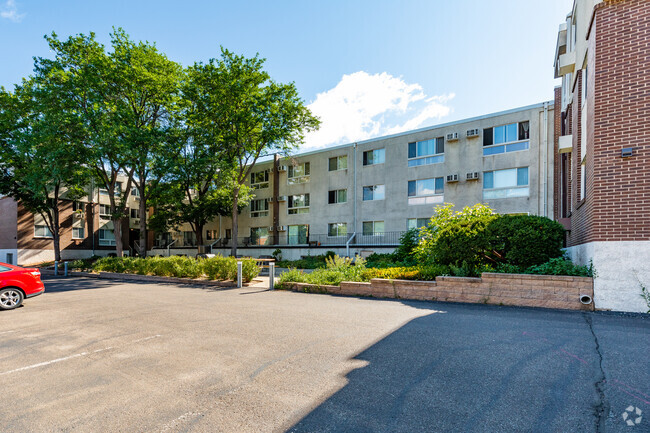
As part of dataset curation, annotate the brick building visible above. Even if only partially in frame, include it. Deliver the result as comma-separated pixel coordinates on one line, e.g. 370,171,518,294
553,0,650,312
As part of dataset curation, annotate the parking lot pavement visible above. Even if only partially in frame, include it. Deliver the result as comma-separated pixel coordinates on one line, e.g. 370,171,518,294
0,277,648,432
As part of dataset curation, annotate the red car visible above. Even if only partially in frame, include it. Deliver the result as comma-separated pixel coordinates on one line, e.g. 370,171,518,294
0,262,45,310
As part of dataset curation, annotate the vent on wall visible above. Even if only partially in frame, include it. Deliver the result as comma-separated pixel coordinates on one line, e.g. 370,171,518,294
466,172,480,181
446,132,459,141
446,174,459,183
277,226,286,232
277,196,287,202
278,165,287,172
467,129,480,138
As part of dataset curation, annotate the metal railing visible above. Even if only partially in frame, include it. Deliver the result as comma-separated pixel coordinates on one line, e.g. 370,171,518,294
210,231,405,248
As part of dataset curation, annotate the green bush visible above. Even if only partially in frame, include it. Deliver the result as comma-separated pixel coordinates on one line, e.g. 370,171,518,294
393,228,420,265
363,266,421,280
486,215,565,268
92,255,260,282
522,257,593,277
415,203,497,269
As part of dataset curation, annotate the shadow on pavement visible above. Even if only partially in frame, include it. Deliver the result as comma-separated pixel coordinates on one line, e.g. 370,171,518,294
286,301,648,433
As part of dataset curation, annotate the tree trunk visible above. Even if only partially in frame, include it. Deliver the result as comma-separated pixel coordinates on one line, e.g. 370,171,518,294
230,189,239,258
139,185,147,257
113,216,124,257
52,207,61,262
196,223,204,250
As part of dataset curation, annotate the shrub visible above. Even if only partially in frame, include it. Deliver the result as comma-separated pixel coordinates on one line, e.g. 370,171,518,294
363,266,421,280
415,203,497,269
485,215,565,268
523,257,593,277
365,253,400,268
393,228,420,265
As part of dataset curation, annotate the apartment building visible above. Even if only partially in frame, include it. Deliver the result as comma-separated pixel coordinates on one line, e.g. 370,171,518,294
0,179,142,265
553,0,650,312
158,102,555,259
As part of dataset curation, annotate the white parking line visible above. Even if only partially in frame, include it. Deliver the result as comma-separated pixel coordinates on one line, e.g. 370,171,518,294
0,330,17,335
0,334,162,376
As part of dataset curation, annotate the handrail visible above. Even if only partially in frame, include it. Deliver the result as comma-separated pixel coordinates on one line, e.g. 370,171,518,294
210,238,221,254
346,232,357,257
166,239,176,257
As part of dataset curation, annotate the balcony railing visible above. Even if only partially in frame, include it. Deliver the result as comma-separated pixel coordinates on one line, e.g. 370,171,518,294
205,231,405,248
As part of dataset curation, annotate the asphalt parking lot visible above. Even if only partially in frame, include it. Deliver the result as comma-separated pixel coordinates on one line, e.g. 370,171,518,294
1,276,648,432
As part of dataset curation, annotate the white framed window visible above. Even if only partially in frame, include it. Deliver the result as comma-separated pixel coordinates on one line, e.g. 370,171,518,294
407,218,429,230
131,187,140,199
72,227,85,239
288,224,308,245
288,194,310,214
407,178,444,205
363,185,385,201
183,231,197,247
483,121,530,156
328,189,347,204
250,170,270,189
328,223,347,237
206,229,218,241
362,221,384,236
100,181,122,196
483,167,529,199
408,138,444,167
363,148,385,166
99,204,111,218
328,155,348,171
99,228,116,246
580,162,586,201
34,224,53,238
72,201,84,212
250,198,269,218
288,162,310,184
130,208,140,219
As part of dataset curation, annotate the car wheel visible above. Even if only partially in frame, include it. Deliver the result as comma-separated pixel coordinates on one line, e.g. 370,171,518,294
0,288,24,310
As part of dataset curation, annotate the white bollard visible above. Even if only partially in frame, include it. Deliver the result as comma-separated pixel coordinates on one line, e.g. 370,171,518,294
237,261,243,288
54,261,59,276
269,262,275,290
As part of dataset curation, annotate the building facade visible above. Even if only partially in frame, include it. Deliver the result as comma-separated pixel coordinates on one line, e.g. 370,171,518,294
156,102,555,260
0,180,143,265
553,0,650,312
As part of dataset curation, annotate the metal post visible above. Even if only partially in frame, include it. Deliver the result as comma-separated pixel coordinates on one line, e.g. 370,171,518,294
64,261,68,277
237,261,243,288
54,261,59,276
269,262,275,290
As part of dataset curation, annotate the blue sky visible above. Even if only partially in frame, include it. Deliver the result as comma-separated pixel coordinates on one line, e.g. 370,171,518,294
1,0,571,150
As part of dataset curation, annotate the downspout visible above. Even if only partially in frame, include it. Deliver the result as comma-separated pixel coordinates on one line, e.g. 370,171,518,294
346,233,356,258
543,102,549,217
90,178,95,256
352,142,358,257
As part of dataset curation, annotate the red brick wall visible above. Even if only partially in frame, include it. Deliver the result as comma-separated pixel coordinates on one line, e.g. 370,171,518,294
563,0,650,246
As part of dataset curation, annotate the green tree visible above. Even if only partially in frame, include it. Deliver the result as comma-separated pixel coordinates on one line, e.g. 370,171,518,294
185,49,320,257
0,81,89,261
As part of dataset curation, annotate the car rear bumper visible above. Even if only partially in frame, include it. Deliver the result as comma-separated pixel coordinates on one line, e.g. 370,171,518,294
25,288,44,298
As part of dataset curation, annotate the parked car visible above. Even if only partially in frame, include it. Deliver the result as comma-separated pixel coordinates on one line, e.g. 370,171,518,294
0,262,45,310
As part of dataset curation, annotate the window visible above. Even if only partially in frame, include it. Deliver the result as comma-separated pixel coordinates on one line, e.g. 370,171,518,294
407,218,429,230
288,162,310,184
250,227,270,246
99,228,116,246
288,194,310,214
206,230,218,241
250,170,270,189
580,162,586,200
225,229,232,239
131,187,140,199
363,185,385,201
99,204,111,218
363,148,385,166
130,208,140,219
72,201,84,212
483,122,530,156
72,227,85,239
0,265,11,272
34,225,53,238
183,231,197,247
408,138,444,167
407,178,444,205
329,155,347,171
100,181,122,196
328,189,347,204
483,167,529,199
362,221,384,236
288,224,308,245
250,198,269,217
328,223,347,237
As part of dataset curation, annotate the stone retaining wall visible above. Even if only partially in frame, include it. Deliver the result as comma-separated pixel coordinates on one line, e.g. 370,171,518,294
283,273,595,311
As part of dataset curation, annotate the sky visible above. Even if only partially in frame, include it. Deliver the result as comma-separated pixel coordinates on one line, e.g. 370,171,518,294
0,0,571,151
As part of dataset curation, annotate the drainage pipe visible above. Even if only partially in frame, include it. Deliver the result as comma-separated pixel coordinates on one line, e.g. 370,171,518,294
579,294,593,305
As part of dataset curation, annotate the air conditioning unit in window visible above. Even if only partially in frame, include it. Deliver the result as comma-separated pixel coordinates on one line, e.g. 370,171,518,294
446,174,459,183
268,197,274,202
446,132,459,141
467,129,480,138
277,225,287,232
466,172,480,181
268,226,275,232
278,165,287,172
73,212,83,219
277,195,287,202
133,218,140,224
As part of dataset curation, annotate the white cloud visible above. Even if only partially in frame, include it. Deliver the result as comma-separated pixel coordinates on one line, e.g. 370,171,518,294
304,71,454,150
1,0,25,22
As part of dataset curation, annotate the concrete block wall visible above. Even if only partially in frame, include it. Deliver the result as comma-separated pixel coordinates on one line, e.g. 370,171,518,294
284,273,595,311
